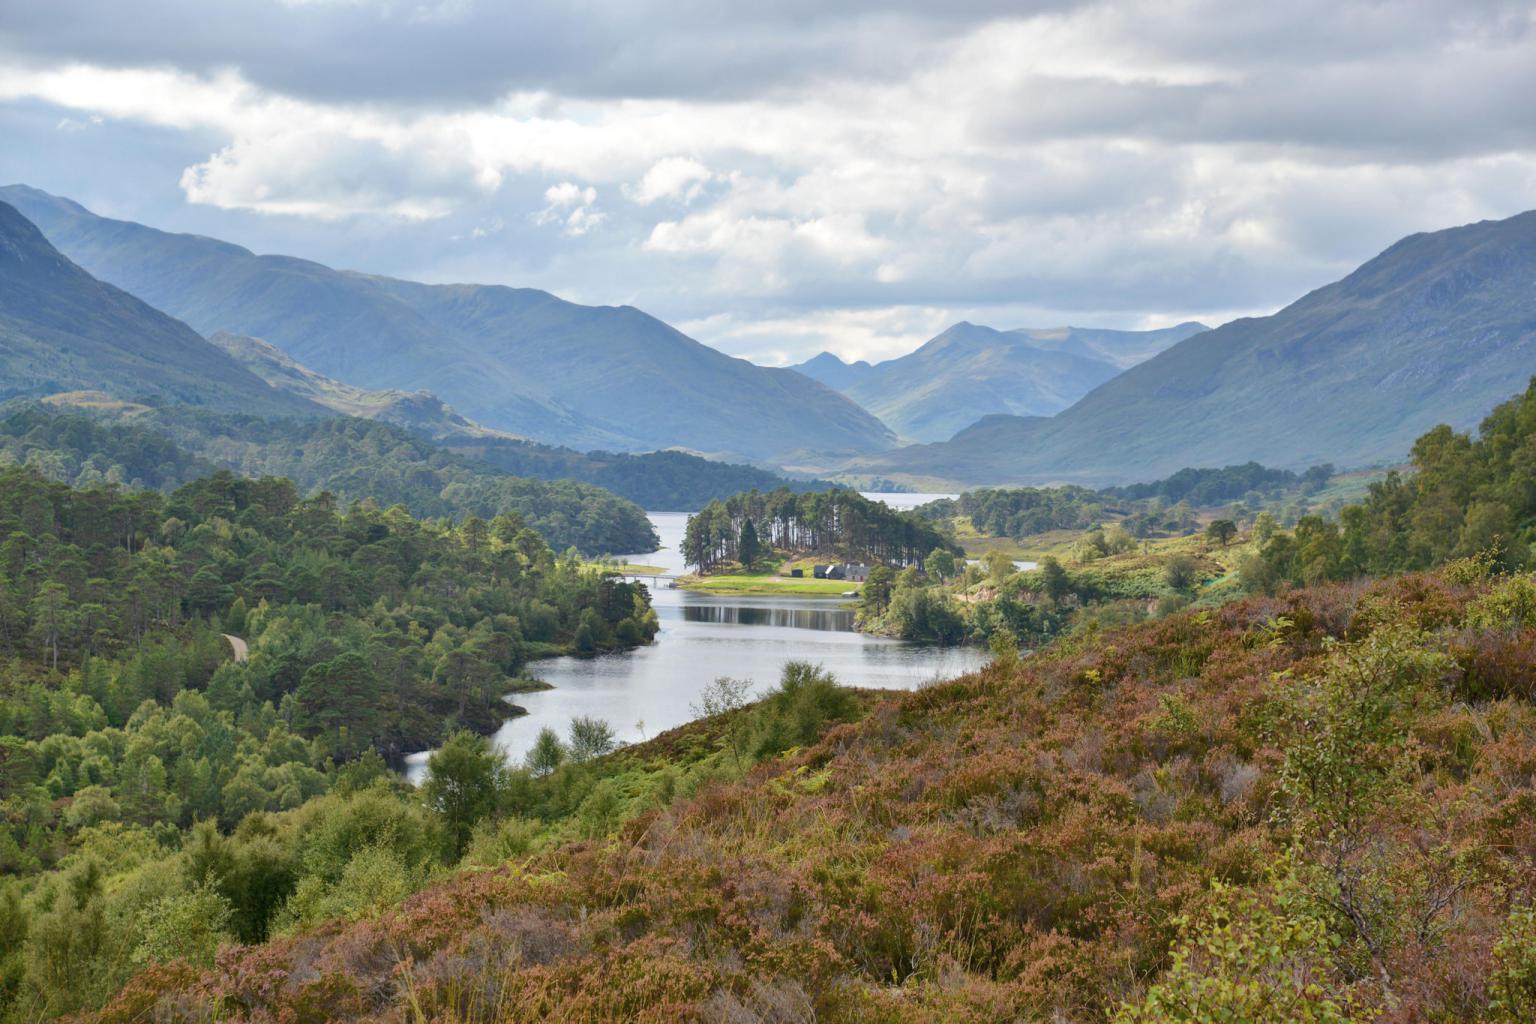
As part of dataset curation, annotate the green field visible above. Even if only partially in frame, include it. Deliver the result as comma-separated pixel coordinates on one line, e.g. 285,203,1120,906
678,569,859,597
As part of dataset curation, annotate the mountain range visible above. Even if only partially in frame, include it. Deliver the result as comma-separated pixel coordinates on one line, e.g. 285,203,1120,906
849,208,1536,486
0,185,894,465
792,321,1205,442
0,200,315,418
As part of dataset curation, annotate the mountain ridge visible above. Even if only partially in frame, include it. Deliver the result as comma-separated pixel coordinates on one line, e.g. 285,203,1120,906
0,184,896,465
792,320,1205,443
849,208,1536,486
0,200,319,418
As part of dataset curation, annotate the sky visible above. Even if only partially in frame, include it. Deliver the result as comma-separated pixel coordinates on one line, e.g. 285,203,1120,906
1,0,1534,366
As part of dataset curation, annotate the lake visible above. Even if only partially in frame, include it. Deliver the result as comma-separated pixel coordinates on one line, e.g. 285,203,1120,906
405,493,989,779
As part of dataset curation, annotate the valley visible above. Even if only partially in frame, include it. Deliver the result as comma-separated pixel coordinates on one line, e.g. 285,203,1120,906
4,10,1536,1020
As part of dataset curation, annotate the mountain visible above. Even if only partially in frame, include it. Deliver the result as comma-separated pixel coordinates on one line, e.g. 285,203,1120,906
793,320,1205,443
207,331,503,440
1014,321,1210,369
1,185,895,464
851,209,1536,486
0,201,316,417
792,350,875,390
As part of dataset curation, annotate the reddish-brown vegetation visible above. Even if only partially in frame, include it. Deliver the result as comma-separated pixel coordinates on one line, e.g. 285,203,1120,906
89,568,1536,1022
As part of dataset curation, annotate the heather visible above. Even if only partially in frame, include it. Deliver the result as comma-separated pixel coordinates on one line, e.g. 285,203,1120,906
70,561,1536,1023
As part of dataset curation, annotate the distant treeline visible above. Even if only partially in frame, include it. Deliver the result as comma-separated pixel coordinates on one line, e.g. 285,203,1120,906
1104,461,1334,506
0,404,657,555
683,489,954,572
448,439,832,511
916,462,1338,542
916,486,1110,537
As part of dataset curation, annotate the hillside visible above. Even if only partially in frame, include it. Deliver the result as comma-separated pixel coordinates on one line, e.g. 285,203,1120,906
795,321,1205,443
1,402,660,553
0,202,315,417
173,334,832,510
0,185,895,464
853,209,1536,485
207,331,505,440
76,565,1536,1022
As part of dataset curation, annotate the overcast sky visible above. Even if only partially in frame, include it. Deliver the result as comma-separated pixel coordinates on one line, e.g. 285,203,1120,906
2,0,1534,365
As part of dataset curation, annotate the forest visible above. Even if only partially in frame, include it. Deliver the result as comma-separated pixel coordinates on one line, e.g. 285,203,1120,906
0,463,660,1011
681,488,955,572
0,404,658,555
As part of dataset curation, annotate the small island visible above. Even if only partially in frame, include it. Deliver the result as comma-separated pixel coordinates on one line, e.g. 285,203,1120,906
678,488,956,599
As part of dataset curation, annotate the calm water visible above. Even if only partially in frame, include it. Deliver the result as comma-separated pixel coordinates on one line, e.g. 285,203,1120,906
406,493,988,779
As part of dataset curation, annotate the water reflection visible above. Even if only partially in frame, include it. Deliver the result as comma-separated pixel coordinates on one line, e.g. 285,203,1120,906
680,601,854,630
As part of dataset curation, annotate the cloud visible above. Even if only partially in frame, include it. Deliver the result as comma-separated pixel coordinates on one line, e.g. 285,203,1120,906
534,182,604,236
1,0,1535,362
626,157,712,205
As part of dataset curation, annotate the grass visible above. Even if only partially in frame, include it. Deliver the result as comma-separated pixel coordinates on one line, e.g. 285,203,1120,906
678,568,859,597
605,563,668,575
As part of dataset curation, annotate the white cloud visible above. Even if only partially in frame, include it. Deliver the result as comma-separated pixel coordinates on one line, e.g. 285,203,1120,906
533,181,604,235
626,157,711,205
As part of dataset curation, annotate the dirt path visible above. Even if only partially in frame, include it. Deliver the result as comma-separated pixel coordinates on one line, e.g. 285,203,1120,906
222,633,249,663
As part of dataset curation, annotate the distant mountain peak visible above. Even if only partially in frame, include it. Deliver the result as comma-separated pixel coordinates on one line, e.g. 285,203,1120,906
850,208,1536,487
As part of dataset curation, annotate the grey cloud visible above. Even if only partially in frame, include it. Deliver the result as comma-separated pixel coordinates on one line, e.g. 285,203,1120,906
0,0,1071,105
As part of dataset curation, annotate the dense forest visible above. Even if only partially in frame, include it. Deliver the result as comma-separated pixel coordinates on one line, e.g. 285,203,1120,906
681,488,955,572
0,404,658,554
0,464,660,1019
0,463,656,846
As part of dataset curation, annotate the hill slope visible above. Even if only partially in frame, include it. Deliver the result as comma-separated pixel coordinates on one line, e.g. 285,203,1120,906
856,209,1536,485
1,185,895,464
207,330,500,440
794,321,1205,443
84,567,1536,1022
205,332,832,509
0,202,315,417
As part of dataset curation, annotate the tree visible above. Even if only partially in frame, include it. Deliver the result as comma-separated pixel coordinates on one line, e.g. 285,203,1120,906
29,582,75,670
927,547,956,581
133,884,234,969
984,549,1016,583
1254,511,1279,545
1206,518,1238,548
860,565,896,617
738,517,761,566
526,727,567,777
1116,880,1369,1024
1165,553,1202,592
692,676,756,769
1039,556,1072,605
294,652,383,755
568,716,616,763
423,731,505,860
